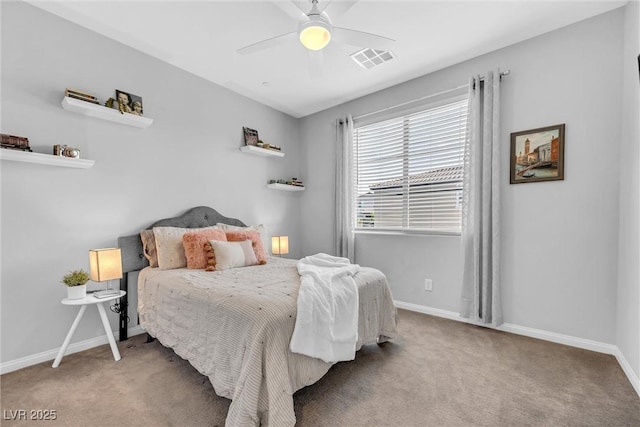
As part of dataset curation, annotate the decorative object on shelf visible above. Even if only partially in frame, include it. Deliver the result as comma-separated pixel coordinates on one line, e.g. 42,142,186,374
510,124,565,184
53,144,80,158
261,142,281,151
0,133,32,152
131,99,143,116
271,236,289,257
89,248,123,299
61,269,90,300
287,177,304,187
65,88,100,105
243,127,259,146
115,89,143,116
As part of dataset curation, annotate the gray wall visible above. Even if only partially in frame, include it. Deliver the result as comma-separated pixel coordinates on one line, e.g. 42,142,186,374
617,0,640,379
300,9,625,344
1,2,303,363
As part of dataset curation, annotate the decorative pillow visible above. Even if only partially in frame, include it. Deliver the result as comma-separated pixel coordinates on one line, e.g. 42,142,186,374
205,240,258,271
183,229,227,269
140,229,158,268
217,223,266,248
216,223,264,233
153,226,219,270
225,230,268,265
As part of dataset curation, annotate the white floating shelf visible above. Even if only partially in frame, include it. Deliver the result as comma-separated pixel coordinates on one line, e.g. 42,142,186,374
267,183,305,192
240,145,285,158
0,149,95,169
61,97,153,129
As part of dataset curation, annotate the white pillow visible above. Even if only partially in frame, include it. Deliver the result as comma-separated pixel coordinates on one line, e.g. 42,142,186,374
209,239,258,270
153,226,219,270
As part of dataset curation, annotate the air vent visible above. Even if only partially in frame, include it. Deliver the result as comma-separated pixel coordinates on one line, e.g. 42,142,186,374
350,48,395,69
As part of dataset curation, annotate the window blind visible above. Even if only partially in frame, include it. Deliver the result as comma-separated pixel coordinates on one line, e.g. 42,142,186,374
353,96,468,234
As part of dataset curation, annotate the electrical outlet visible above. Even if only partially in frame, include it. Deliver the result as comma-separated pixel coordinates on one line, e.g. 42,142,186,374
424,278,433,291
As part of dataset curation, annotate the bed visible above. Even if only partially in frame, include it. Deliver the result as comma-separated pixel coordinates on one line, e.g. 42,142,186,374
117,206,398,426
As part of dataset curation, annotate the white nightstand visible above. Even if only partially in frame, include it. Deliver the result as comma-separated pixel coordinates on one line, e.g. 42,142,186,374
52,291,126,368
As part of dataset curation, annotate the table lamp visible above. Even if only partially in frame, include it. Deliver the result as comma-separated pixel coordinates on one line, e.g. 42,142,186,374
90,248,122,298
271,236,289,258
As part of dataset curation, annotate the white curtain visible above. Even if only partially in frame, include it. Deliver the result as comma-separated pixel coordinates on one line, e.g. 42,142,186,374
460,71,502,326
335,115,355,262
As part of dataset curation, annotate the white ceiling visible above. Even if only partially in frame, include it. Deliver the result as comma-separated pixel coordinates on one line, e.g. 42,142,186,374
27,0,626,118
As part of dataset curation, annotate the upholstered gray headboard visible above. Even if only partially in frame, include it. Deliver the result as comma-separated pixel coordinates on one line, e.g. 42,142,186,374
116,206,246,341
117,206,246,274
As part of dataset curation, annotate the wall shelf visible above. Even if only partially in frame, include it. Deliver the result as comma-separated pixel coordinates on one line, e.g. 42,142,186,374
240,145,285,158
0,149,95,169
61,97,153,129
267,183,304,192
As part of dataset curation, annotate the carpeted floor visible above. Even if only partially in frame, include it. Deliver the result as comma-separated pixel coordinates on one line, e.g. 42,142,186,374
2,309,639,426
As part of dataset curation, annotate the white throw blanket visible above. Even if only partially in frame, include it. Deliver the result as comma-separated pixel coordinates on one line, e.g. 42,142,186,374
290,253,360,363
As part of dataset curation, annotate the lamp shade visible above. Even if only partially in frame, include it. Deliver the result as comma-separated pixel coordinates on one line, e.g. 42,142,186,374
89,248,123,282
271,236,289,256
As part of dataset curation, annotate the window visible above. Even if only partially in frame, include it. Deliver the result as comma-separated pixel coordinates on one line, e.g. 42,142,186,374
353,96,468,234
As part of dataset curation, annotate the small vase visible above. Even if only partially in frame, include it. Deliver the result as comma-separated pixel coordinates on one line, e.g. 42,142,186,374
67,284,87,300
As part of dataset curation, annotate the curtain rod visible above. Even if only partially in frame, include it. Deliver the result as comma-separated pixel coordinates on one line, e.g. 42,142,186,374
346,69,510,123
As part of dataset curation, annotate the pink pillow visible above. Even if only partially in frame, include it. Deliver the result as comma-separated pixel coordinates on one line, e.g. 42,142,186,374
183,229,227,269
225,230,268,265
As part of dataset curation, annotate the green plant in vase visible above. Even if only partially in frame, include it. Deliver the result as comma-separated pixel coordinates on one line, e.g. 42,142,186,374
61,269,90,287
61,269,90,300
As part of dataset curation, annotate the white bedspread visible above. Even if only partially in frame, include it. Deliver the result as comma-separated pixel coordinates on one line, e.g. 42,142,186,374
290,253,360,363
138,257,397,426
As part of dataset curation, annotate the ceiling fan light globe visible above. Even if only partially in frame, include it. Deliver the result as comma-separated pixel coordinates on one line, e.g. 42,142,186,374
300,25,331,50
299,14,332,51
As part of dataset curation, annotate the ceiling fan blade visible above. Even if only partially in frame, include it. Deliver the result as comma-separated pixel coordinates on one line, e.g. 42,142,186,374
321,0,358,17
308,49,324,79
237,31,297,55
332,27,395,50
272,1,307,20
292,1,312,14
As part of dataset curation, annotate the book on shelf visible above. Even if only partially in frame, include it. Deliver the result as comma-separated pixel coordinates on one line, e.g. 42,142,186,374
65,88,97,100
0,133,30,149
65,93,101,105
1,144,33,152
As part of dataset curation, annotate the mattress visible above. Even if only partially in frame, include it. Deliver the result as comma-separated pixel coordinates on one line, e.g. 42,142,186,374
138,256,397,426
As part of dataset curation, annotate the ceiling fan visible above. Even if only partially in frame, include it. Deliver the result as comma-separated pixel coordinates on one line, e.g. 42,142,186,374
236,0,395,56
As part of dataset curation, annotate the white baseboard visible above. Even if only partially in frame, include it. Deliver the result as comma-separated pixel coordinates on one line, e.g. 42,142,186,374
0,325,145,375
395,301,464,322
497,322,617,355
394,300,639,397
613,346,640,397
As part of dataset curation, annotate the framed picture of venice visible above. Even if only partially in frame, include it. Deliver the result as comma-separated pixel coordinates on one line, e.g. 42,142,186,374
510,124,565,184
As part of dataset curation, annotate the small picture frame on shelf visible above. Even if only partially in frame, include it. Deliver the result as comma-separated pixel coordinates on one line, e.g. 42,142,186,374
243,127,259,146
115,90,143,116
